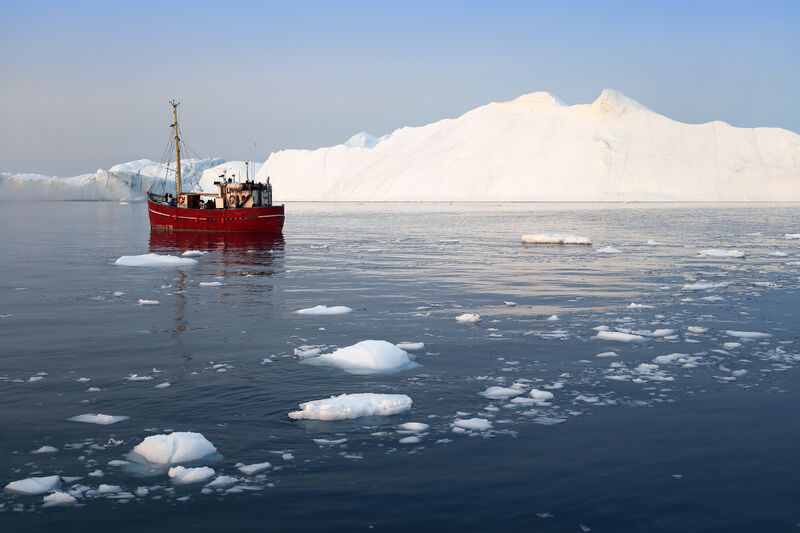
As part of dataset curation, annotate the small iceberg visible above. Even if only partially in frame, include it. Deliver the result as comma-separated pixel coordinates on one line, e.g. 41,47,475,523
295,305,353,315
68,413,130,425
114,253,198,267
596,246,622,254
181,250,206,257
130,432,217,465
726,330,771,339
396,341,425,351
42,491,76,507
521,234,592,245
451,418,492,431
455,313,481,323
237,462,271,475
288,393,413,421
301,340,418,375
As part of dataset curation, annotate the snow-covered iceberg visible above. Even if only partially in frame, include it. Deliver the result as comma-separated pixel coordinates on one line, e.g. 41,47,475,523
288,393,413,420
254,89,800,201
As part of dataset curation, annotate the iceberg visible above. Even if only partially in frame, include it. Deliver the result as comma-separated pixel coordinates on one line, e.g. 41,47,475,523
295,305,353,315
130,432,217,465
67,413,130,425
42,491,76,507
254,89,800,201
168,466,216,485
288,393,413,420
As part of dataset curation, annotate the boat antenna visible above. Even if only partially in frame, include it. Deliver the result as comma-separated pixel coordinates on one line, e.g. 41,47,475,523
170,99,182,198
246,161,249,181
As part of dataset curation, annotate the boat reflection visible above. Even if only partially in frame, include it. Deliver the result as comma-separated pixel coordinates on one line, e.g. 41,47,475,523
149,230,285,277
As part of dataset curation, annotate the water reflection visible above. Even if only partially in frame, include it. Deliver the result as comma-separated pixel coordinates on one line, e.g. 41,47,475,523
148,230,286,277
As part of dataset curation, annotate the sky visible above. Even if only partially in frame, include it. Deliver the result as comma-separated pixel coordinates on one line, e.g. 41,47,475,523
1,0,798,176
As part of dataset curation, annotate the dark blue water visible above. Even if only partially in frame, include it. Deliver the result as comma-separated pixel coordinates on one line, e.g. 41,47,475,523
1,202,799,531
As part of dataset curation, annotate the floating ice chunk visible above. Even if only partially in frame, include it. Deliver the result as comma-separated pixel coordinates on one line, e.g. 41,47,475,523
452,418,492,431
32,445,57,454
594,331,646,342
96,484,122,494
455,313,481,323
198,282,222,287
155,382,171,389
282,453,294,461
687,326,707,334
68,414,130,425
723,342,741,350
125,373,153,381
288,393,412,420
181,250,206,257
784,233,800,240
28,376,43,382
295,305,353,315
653,353,690,364
396,342,425,351
732,369,748,377
439,239,459,245
546,314,559,321
399,436,422,444
479,386,524,400
752,281,778,288
4,475,60,495
206,476,238,488
130,432,217,464
87,387,102,392
302,340,418,375
628,303,653,309
645,239,661,245
650,329,675,337
530,389,555,400
504,301,517,306
168,466,215,485
726,330,771,339
593,325,610,331
313,438,347,446
596,351,618,358
698,249,745,258
683,281,728,291
42,491,76,507
108,460,130,467
77,377,91,382
115,253,198,267
575,395,599,403
597,246,622,254
137,299,160,306
521,234,591,245
237,462,271,475
398,422,429,432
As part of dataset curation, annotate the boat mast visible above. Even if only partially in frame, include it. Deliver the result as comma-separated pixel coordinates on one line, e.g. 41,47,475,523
170,99,182,198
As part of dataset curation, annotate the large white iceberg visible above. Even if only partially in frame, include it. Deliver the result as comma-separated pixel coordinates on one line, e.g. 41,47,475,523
254,89,800,201
130,432,217,465
288,393,413,420
301,340,418,375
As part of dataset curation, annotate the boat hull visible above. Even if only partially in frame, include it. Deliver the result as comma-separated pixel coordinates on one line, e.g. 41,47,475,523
147,199,284,232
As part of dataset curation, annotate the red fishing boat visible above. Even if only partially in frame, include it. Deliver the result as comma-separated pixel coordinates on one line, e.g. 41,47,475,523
147,100,284,233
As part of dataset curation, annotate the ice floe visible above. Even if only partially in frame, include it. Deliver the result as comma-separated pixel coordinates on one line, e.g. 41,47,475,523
168,466,216,485
398,422,429,432
137,299,160,306
455,313,481,323
32,445,58,454
237,462,271,475
594,331,646,342
726,330,771,339
130,432,217,465
698,249,745,258
396,342,425,351
4,475,60,495
521,234,592,245
479,386,524,400
451,418,492,431
114,253,198,267
288,393,413,421
295,305,353,315
302,340,418,375
181,250,206,257
68,414,130,425
597,246,622,254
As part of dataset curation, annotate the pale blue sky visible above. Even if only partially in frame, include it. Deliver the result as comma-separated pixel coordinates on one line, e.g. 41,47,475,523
1,0,798,175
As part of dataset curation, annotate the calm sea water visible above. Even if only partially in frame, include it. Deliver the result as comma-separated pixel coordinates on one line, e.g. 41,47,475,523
1,202,799,532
